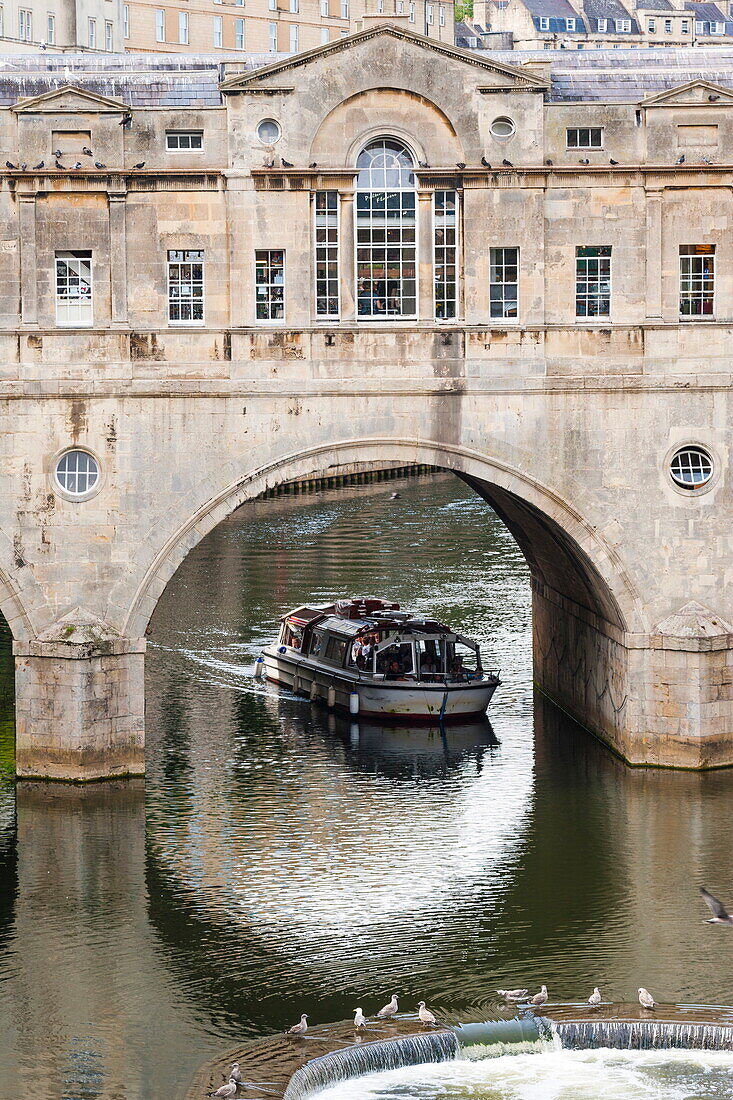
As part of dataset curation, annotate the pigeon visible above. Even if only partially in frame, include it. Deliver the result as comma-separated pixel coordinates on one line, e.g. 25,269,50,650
288,1013,308,1036
701,155,713,164
229,1064,241,1083
377,994,398,1018
700,886,733,924
53,148,62,157
354,1007,366,1028
19,163,26,171
209,1082,237,1099
82,146,93,157
456,162,466,169
676,154,685,165
281,157,294,167
94,161,106,169
417,1001,436,1025
71,161,82,170
32,160,44,169
579,158,590,165
529,985,548,1006
709,94,720,101
545,158,553,165
309,162,318,168
55,160,65,170
609,158,619,165
132,161,145,169
5,161,17,170
418,160,430,168
588,987,602,1006
119,114,132,127
638,988,656,1009
481,156,492,167
502,159,513,167
496,988,528,1001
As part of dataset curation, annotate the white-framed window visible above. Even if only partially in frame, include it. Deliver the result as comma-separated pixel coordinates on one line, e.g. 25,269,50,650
256,250,285,321
88,17,96,46
55,251,93,326
154,8,164,39
597,16,606,30
680,244,715,317
409,2,415,20
426,3,433,22
664,18,672,32
105,19,113,48
710,20,725,32
213,14,222,45
235,16,244,46
647,18,655,31
178,10,188,41
269,0,276,9
566,127,603,149
341,0,348,15
19,8,32,40
695,19,704,32
681,19,689,32
166,130,203,152
566,17,575,29
168,250,204,324
235,0,244,7
315,192,339,319
123,4,129,37
54,450,100,499
321,26,329,41
289,22,298,49
576,245,611,318
47,13,55,42
434,190,457,320
268,20,277,49
320,0,328,14
539,16,549,29
490,247,518,319
396,1,404,13
356,138,416,320
669,446,713,490
615,18,631,31
439,5,445,24
0,7,4,36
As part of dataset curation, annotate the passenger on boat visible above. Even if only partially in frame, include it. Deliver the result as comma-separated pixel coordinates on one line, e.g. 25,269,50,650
386,659,405,680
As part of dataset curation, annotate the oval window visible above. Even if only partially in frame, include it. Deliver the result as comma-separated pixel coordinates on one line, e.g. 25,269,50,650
256,118,281,145
669,446,713,490
54,449,100,499
490,116,516,139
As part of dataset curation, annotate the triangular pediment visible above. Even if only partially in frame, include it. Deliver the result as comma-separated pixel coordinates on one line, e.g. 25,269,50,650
12,84,130,114
220,22,549,93
641,79,733,109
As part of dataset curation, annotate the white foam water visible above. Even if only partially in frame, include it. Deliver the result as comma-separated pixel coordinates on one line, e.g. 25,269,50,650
313,1046,733,1099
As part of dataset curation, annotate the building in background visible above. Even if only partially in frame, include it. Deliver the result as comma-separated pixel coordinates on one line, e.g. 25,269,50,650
465,0,733,49
122,1,454,55
0,0,124,51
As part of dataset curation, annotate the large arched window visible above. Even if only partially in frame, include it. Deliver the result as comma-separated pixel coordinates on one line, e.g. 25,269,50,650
356,139,417,319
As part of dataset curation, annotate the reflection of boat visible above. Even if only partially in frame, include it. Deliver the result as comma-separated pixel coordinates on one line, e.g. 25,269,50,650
261,597,501,721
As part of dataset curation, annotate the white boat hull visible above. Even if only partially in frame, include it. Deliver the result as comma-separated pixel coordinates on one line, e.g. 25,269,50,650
261,647,499,721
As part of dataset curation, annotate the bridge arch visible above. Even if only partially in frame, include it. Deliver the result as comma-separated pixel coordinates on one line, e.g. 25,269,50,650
120,438,645,642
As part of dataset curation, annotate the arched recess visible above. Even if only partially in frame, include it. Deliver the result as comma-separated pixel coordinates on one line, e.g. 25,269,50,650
121,438,644,641
0,528,50,643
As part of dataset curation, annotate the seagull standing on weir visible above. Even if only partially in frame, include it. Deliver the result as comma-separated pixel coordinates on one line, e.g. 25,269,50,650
639,988,656,1009
377,995,398,1018
700,887,733,924
229,1064,241,1083
418,1001,437,1026
288,1013,308,1036
496,989,528,1001
530,985,548,1006
588,987,602,1006
209,1081,237,1099
354,1007,366,1029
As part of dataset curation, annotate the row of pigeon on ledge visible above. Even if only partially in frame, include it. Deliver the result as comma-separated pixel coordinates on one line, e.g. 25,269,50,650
5,144,144,172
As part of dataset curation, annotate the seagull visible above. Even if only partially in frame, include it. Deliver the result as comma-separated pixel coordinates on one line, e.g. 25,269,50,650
309,161,318,168
502,158,513,167
377,994,398,1018
354,1007,366,1029
32,160,44,169
132,161,145,169
609,158,619,165
588,987,602,1006
82,146,93,157
529,985,548,1006
638,987,656,1010
288,1013,308,1036
456,162,466,169
676,154,685,165
700,886,733,924
229,1064,241,1083
496,988,529,1001
94,161,106,169
481,156,492,167
579,158,590,165
281,157,294,167
417,1001,437,1025
209,1082,237,1099
55,160,65,170
389,491,400,499
5,161,17,170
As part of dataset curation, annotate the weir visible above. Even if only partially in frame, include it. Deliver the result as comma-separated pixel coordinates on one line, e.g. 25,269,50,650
550,1018,733,1052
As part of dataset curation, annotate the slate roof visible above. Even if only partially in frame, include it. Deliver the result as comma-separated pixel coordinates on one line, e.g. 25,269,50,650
683,1,733,33
582,0,641,33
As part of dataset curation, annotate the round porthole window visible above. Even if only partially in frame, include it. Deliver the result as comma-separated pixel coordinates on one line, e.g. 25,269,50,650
256,118,281,145
669,446,713,490
54,449,100,499
490,116,516,140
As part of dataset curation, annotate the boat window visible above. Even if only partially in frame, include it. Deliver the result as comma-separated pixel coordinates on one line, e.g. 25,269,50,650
324,635,349,666
282,624,302,650
416,639,443,679
377,641,414,677
310,630,324,656
446,640,479,680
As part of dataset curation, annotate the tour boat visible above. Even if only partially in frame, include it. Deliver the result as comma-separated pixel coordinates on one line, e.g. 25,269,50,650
259,597,501,721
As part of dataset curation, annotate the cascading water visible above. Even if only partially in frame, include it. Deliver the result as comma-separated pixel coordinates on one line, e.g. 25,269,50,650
282,1032,459,1100
549,1018,733,1052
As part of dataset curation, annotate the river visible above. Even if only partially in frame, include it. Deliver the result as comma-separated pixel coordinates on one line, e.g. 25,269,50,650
0,473,732,1099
